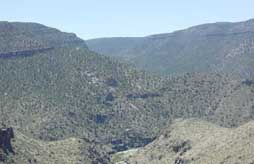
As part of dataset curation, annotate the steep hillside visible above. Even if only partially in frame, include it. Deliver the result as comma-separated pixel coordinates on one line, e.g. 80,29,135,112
87,19,254,77
0,22,167,152
1,46,254,151
0,39,160,147
0,130,109,164
0,21,86,57
159,73,254,127
114,119,254,164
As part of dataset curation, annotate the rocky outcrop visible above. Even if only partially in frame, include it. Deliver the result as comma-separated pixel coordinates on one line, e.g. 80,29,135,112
126,93,161,99
0,21,87,57
241,79,254,86
0,47,53,59
174,157,186,164
0,127,14,154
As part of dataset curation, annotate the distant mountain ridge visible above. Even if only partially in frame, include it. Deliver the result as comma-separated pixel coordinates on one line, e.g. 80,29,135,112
0,21,87,57
87,19,254,78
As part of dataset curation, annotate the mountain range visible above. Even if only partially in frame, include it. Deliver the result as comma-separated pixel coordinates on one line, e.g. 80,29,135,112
0,20,254,163
87,19,254,78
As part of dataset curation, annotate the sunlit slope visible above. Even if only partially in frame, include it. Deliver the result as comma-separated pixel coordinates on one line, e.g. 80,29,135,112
117,119,254,164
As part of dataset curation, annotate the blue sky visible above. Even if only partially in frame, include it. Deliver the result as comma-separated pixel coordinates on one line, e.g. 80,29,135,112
1,0,254,39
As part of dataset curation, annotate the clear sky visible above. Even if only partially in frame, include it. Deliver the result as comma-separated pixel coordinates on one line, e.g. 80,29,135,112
1,0,254,40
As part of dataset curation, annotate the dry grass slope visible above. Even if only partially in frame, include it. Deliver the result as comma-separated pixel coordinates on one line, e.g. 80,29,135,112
117,119,254,164
1,130,110,164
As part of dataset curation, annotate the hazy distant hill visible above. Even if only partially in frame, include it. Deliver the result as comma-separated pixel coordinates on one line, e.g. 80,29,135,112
114,119,254,164
87,19,254,78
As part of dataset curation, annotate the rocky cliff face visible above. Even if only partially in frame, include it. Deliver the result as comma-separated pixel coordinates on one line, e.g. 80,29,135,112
0,127,14,154
0,127,14,162
0,21,87,57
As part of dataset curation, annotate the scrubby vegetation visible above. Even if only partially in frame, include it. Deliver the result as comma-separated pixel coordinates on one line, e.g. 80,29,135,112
0,130,110,164
1,21,254,163
118,119,254,164
87,19,254,77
